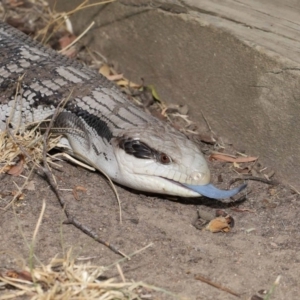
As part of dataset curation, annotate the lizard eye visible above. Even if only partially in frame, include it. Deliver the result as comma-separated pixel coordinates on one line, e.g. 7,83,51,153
159,153,171,164
119,137,172,164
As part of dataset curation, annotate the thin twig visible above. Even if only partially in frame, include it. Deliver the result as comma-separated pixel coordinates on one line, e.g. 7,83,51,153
200,109,215,135
289,184,300,195
230,176,279,186
41,98,127,258
195,274,240,298
29,199,46,272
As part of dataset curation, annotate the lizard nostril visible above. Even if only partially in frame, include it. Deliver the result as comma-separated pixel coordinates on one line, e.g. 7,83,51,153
190,170,211,184
190,171,204,181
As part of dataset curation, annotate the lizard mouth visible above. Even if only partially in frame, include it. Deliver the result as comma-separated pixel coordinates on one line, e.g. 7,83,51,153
164,178,247,199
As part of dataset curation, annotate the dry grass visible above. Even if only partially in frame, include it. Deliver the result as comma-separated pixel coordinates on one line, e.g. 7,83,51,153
0,248,167,300
0,127,61,174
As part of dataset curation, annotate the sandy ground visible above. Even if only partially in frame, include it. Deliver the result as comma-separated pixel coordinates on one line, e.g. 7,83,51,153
1,1,300,299
1,155,300,299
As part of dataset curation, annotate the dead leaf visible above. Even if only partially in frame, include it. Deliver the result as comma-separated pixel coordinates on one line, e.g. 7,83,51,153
206,217,231,233
106,74,123,81
5,270,32,282
210,152,258,163
7,155,25,176
73,185,87,201
99,64,111,77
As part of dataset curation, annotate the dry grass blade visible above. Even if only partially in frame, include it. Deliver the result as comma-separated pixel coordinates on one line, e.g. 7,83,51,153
58,21,95,54
194,274,240,298
0,128,61,175
0,246,177,300
0,98,62,211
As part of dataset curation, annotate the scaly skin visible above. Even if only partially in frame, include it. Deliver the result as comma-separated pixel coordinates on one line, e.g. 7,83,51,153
0,21,246,198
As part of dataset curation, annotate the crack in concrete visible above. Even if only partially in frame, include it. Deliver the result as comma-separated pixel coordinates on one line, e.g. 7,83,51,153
267,67,300,74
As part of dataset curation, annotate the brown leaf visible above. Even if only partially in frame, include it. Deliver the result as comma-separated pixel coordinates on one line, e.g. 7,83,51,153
99,64,111,77
5,270,32,282
210,152,258,163
7,155,25,176
73,185,87,201
206,217,231,233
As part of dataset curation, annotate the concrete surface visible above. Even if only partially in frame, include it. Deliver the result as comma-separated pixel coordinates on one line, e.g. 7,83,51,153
49,0,300,190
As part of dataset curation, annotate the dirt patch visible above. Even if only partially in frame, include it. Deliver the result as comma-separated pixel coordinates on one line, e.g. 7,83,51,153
1,158,300,299
1,1,300,299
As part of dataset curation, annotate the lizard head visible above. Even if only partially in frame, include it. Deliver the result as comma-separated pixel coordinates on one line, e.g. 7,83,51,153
113,125,246,198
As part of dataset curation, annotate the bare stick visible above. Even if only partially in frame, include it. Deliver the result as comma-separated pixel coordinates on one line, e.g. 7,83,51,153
195,274,240,298
41,98,128,258
230,176,279,186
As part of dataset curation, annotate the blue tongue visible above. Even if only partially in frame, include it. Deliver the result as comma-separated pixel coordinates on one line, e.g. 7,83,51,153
184,183,247,199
